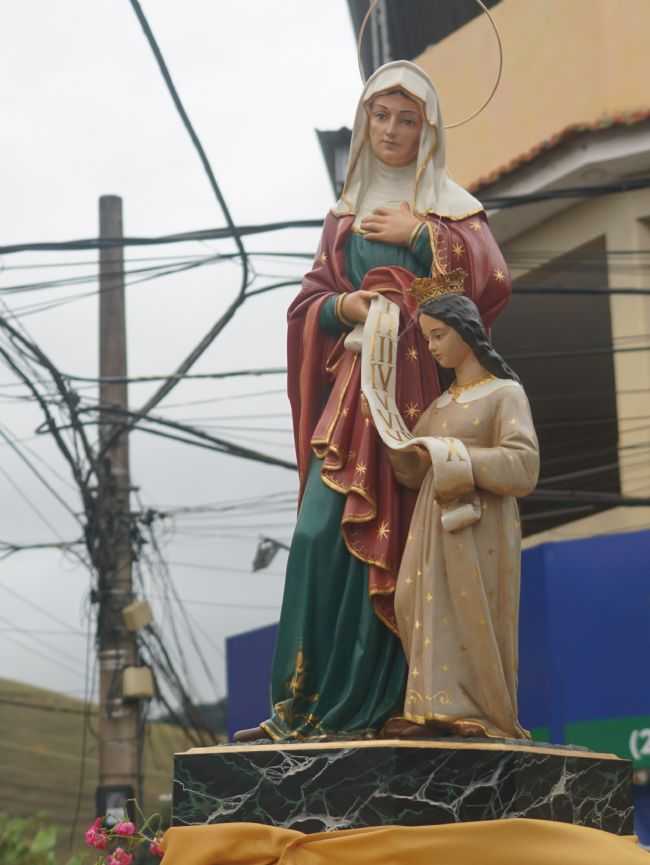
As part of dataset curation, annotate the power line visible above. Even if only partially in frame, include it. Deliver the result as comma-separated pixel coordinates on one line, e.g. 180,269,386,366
3,174,650,259
0,463,65,542
0,422,82,525
0,579,81,633
62,366,287,385
0,631,85,678
125,0,251,420
0,611,83,669
150,593,280,611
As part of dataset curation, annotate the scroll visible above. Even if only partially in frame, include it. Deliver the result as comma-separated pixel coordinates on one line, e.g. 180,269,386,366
359,296,481,532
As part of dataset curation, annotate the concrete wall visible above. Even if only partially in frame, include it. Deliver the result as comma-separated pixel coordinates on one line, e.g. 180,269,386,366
415,0,650,187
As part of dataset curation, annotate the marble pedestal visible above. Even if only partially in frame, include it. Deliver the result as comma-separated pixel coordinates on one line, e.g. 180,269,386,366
173,738,633,835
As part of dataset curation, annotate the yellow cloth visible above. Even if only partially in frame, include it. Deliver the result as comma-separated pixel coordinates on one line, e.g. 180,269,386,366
161,819,646,865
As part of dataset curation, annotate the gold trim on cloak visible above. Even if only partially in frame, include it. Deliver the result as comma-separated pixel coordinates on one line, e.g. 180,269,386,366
309,286,421,639
311,353,359,449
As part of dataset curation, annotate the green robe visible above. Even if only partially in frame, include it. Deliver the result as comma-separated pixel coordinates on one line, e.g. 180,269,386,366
262,230,432,741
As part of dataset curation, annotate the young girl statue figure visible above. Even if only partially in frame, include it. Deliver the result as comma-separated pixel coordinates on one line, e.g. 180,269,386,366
389,290,539,740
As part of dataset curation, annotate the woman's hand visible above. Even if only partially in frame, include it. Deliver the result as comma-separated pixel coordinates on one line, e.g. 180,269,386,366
340,289,378,324
359,202,422,247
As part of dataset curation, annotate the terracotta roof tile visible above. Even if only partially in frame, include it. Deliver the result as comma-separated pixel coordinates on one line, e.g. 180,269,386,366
468,110,650,193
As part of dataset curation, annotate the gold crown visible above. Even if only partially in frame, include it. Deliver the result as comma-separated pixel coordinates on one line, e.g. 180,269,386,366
409,268,467,307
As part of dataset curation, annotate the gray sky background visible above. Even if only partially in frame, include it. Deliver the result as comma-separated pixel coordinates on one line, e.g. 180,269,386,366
0,1,361,704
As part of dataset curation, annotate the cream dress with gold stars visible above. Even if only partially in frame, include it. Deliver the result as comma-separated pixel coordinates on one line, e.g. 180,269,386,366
391,377,539,738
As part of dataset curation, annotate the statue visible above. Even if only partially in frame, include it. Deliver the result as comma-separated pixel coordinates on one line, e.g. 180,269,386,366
385,291,539,739
235,60,513,742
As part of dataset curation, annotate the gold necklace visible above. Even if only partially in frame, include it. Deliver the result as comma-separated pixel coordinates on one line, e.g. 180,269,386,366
449,373,495,400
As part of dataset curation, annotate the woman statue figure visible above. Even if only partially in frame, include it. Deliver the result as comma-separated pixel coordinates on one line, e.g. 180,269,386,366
389,291,539,740
236,60,512,742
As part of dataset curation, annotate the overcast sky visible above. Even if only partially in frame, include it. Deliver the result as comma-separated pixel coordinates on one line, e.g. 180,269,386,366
0,1,362,704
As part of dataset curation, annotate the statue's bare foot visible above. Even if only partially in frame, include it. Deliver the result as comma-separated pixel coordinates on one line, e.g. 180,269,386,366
233,726,271,743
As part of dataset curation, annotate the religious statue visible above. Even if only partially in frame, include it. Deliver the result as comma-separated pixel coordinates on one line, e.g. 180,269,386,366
374,290,540,739
235,60,513,742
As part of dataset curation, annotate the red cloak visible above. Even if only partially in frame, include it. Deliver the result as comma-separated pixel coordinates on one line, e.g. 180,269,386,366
286,211,511,633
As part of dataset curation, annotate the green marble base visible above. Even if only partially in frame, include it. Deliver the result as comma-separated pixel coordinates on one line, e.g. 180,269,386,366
173,738,633,834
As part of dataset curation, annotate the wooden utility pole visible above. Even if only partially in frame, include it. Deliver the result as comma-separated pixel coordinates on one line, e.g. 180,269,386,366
96,195,141,818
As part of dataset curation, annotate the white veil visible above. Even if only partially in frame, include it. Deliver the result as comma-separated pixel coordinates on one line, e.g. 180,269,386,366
333,61,483,220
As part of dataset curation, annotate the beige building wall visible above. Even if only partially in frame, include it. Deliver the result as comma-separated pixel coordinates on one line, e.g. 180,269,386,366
416,0,650,187
504,189,650,543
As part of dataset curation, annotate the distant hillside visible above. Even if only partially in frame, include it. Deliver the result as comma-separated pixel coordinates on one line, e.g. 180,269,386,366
0,677,191,861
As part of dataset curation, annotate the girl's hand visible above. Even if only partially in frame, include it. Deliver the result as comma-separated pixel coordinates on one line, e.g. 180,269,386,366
340,289,379,324
359,202,422,246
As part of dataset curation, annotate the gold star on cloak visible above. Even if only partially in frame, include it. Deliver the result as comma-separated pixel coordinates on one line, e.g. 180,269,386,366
407,346,419,362
494,269,505,282
405,402,421,421
469,220,482,232
452,242,464,257
355,461,367,476
377,520,390,541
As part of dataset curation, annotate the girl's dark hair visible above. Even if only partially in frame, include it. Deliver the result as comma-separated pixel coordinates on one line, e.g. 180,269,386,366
419,293,519,382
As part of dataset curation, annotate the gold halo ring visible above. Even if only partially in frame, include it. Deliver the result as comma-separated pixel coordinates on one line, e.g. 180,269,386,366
357,0,504,130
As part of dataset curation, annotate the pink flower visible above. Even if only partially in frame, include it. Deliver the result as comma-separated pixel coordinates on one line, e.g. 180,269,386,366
107,848,134,865
93,832,109,850
114,821,136,837
84,818,109,850
149,837,165,857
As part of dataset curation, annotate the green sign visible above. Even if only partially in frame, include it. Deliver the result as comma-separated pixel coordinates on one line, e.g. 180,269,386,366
564,716,650,767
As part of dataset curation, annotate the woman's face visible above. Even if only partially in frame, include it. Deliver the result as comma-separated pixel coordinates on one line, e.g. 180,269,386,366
419,313,472,369
367,90,423,167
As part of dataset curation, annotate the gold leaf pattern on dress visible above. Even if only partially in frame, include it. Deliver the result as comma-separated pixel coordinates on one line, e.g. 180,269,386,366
289,649,306,696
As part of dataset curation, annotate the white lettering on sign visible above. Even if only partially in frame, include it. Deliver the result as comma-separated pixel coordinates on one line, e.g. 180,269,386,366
629,728,650,761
